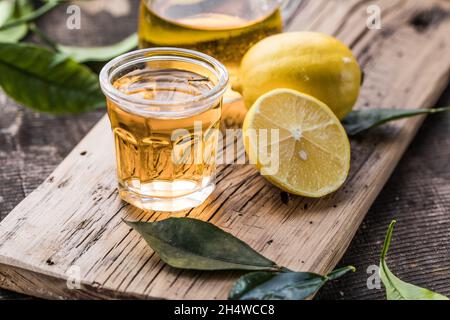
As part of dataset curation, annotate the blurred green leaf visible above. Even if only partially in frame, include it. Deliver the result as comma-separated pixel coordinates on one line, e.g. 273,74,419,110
0,0,61,31
57,33,138,63
0,0,16,26
0,0,33,42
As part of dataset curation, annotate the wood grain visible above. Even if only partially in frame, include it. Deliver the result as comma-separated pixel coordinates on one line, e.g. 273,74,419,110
1,0,450,299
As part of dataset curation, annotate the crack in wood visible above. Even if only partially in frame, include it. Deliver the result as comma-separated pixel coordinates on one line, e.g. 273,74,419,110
410,5,450,32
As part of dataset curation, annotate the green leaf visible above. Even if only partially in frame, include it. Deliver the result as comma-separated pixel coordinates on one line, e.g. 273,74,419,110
229,272,326,300
0,0,61,31
379,220,449,300
0,42,105,113
0,0,33,43
229,272,275,299
229,266,355,300
327,265,356,281
0,1,15,26
57,33,138,63
125,218,280,271
342,107,450,136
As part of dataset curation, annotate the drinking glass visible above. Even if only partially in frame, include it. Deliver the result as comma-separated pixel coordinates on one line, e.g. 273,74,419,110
100,48,229,212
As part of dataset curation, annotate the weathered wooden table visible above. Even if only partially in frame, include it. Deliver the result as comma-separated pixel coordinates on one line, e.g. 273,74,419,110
0,0,449,299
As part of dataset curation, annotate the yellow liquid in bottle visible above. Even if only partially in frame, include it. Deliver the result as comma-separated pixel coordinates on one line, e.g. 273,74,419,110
138,0,283,80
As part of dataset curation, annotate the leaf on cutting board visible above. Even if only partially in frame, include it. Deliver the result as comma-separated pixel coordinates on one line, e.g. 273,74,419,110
228,266,355,300
57,33,138,63
379,220,449,300
125,218,281,272
0,0,33,43
0,42,105,113
342,107,450,136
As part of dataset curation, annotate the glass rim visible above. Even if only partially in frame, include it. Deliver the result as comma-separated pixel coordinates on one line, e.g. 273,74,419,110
99,47,229,117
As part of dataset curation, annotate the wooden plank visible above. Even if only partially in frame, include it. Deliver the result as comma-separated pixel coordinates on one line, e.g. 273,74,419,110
1,0,450,299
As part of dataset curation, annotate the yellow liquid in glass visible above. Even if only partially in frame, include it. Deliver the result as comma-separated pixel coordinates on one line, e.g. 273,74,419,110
107,66,221,210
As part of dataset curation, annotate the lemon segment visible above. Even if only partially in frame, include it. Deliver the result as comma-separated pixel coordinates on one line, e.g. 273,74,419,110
243,89,351,197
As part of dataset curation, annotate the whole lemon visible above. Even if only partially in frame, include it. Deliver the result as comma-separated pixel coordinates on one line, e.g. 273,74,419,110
238,32,361,119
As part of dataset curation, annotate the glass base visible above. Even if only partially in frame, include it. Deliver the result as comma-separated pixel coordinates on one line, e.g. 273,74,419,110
118,181,215,212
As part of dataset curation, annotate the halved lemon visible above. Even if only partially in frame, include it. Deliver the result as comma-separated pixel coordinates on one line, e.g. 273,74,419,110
243,89,351,197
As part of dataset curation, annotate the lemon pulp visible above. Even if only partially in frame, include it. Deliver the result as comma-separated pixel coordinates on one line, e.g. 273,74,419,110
243,89,351,197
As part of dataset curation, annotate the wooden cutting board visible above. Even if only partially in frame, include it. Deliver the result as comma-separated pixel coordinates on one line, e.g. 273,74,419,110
1,0,450,299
